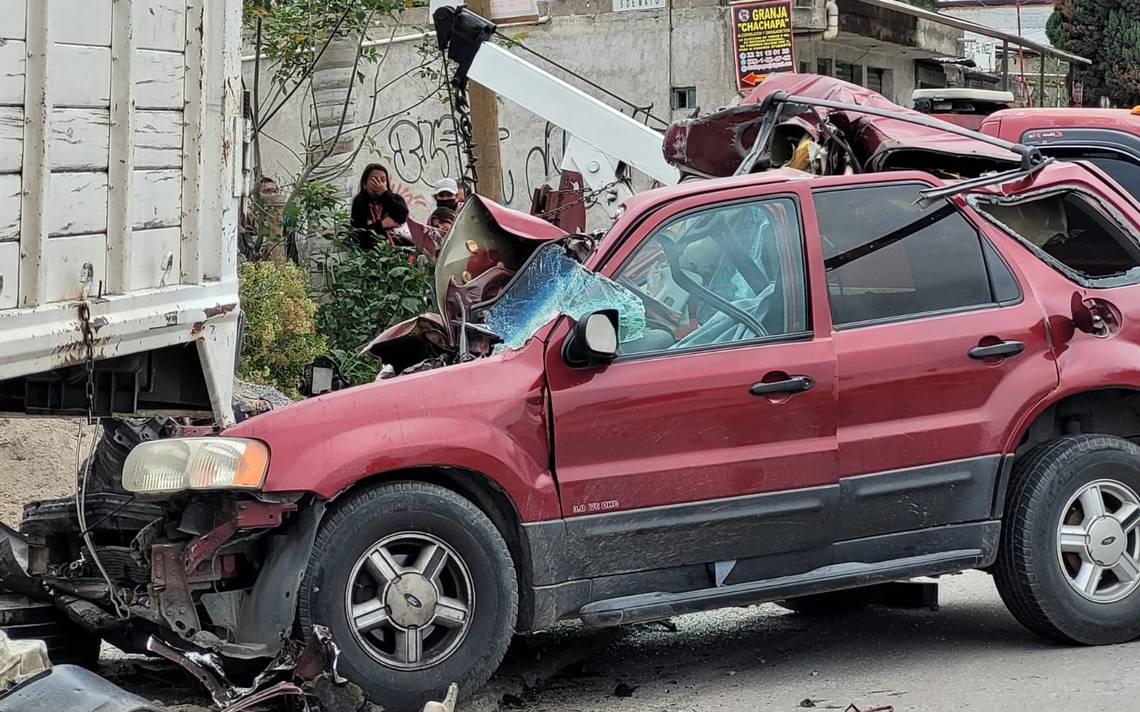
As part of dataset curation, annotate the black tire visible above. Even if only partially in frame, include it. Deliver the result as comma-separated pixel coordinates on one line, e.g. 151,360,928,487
995,434,1140,645
297,482,518,712
777,589,871,615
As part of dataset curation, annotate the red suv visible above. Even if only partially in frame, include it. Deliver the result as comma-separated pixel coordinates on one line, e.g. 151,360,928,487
109,158,1140,709
12,96,1140,711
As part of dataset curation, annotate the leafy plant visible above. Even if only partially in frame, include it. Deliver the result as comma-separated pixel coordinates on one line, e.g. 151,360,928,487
316,240,434,384
238,260,327,398
245,0,402,94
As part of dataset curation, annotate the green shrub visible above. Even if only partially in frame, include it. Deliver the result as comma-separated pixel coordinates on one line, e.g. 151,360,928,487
315,240,433,384
238,260,327,398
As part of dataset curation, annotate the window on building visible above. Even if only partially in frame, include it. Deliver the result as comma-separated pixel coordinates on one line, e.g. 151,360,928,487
817,58,832,76
671,87,697,111
615,198,809,355
866,67,891,95
973,190,1140,280
835,62,861,85
799,61,808,74
814,183,1000,327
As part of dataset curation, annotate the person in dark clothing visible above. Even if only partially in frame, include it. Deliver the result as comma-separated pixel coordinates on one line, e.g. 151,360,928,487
349,164,409,250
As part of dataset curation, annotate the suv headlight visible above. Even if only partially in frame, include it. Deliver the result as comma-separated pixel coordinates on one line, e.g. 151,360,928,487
123,438,269,495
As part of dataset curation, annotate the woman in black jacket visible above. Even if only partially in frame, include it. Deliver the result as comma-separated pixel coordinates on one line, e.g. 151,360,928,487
349,164,410,250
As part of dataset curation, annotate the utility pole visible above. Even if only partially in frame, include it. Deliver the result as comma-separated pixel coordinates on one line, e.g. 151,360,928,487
463,0,505,202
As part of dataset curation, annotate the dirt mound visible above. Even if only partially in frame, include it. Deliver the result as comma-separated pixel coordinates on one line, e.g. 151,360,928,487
0,418,94,526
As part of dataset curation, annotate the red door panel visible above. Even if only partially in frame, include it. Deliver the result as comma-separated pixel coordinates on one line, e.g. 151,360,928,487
831,304,1056,477
545,334,837,514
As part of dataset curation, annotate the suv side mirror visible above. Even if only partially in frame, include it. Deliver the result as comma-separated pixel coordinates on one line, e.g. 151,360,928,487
562,310,620,369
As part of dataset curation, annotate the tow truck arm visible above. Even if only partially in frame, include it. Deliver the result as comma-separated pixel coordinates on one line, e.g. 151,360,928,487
434,7,680,218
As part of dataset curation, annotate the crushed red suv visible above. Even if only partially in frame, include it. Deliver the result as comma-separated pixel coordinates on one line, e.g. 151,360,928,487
10,82,1140,712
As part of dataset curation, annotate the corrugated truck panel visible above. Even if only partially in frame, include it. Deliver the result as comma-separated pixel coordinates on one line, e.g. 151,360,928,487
0,0,242,425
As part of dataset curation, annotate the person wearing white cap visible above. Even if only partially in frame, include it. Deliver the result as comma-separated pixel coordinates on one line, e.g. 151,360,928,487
432,178,460,211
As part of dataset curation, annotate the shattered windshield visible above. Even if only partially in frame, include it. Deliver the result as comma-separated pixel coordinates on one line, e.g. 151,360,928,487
484,243,646,351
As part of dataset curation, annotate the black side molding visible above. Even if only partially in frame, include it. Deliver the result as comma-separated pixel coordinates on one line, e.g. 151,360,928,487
578,549,986,628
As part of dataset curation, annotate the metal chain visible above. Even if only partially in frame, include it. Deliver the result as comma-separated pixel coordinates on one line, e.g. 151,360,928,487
78,302,96,425
75,302,131,620
451,81,479,190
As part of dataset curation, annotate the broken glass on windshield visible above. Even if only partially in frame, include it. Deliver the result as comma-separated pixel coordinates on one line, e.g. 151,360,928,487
483,244,646,351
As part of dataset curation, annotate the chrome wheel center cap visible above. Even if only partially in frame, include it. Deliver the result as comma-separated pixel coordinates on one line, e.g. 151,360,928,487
1087,517,1127,567
385,574,439,628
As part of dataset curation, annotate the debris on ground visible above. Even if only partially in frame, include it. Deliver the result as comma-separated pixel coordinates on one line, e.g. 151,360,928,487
613,682,637,697
422,683,459,712
0,630,49,690
799,699,817,708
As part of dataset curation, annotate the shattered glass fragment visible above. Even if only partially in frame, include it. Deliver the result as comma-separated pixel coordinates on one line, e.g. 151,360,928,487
484,244,646,351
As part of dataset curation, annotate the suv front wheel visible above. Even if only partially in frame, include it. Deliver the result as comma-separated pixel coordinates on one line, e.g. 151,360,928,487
297,481,518,712
995,435,1140,644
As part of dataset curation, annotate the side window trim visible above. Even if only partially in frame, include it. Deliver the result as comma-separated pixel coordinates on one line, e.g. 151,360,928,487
815,179,1007,331
610,193,813,363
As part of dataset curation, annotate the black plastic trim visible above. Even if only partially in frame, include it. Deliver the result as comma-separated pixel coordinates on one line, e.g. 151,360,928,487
523,485,836,586
578,548,987,628
837,455,1000,540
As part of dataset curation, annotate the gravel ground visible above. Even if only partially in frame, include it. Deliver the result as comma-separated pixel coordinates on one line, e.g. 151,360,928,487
0,417,95,526
4,418,1140,711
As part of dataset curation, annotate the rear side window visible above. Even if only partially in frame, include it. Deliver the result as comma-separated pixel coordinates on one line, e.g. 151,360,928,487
973,191,1140,281
814,183,1004,328
1084,156,1140,199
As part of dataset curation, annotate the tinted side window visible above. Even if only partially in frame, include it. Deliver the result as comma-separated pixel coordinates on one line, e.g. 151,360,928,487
615,198,808,355
814,183,994,327
1086,156,1140,199
974,191,1140,279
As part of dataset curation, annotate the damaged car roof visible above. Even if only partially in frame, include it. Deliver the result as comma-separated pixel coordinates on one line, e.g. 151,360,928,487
665,74,1020,180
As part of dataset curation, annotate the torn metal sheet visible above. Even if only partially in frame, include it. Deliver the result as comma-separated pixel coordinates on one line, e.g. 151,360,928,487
484,243,646,351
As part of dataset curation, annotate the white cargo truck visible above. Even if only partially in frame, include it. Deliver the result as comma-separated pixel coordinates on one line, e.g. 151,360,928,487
0,0,243,426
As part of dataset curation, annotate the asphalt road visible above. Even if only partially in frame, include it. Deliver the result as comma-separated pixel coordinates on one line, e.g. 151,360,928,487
111,570,1136,711
467,570,1135,712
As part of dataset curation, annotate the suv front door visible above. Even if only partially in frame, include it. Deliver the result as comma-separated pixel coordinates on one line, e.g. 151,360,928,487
544,184,838,582
812,178,1059,547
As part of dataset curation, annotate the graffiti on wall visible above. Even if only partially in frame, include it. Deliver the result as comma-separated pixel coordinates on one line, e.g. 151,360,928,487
382,111,569,210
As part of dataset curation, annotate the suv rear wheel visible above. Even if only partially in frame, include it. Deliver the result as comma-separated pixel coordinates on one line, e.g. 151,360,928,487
298,482,518,712
995,435,1140,644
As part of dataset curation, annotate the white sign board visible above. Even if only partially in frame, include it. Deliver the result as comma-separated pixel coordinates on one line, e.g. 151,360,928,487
490,0,541,22
613,0,667,11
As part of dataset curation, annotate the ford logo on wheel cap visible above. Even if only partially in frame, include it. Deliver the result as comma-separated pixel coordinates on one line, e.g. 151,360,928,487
405,593,423,608
1102,536,1118,546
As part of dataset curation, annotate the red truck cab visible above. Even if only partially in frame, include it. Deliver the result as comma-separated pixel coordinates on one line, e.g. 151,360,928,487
981,107,1140,200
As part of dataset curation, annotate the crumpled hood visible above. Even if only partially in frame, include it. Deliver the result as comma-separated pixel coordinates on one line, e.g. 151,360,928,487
222,338,555,507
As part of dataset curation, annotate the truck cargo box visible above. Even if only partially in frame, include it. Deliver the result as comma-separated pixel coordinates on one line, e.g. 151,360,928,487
0,0,244,425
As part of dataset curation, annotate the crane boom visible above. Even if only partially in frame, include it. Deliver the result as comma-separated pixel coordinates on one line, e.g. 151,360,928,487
434,7,679,216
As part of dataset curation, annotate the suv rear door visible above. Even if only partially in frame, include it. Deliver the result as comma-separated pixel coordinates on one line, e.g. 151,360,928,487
810,178,1060,548
543,182,838,582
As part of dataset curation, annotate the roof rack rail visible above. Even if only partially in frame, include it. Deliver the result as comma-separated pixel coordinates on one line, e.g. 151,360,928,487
737,90,1051,202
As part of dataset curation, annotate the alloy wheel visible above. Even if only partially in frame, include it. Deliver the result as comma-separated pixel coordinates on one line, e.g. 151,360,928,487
345,532,475,670
1056,479,1140,604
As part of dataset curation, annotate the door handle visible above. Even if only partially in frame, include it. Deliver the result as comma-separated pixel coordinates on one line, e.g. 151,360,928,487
968,340,1025,360
749,375,814,397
